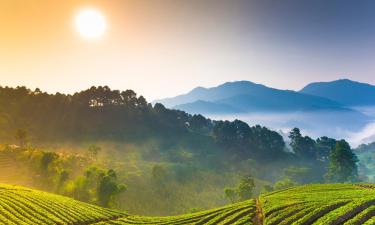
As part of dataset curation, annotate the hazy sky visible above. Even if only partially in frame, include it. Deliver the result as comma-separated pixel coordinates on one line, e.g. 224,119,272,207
1,0,375,100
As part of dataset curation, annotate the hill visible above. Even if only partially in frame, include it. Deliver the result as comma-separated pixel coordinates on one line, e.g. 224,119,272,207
2,183,375,224
155,81,349,114
0,183,125,224
300,79,375,106
0,183,255,225
261,183,375,225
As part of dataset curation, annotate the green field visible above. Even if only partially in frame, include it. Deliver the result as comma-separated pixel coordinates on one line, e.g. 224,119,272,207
0,184,255,225
2,183,375,224
260,184,375,225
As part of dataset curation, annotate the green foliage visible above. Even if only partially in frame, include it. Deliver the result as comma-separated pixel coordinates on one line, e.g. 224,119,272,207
325,140,359,183
224,188,237,203
283,166,311,183
224,174,255,203
97,169,126,207
289,128,316,159
273,177,298,190
213,120,286,161
65,167,126,207
237,175,255,200
316,136,337,161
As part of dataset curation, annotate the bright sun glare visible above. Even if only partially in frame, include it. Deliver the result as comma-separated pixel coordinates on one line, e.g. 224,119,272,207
75,8,107,39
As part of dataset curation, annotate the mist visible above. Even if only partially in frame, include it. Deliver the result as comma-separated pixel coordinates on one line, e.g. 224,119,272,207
207,107,375,148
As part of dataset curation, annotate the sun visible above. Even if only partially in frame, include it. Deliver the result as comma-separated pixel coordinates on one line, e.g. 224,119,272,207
75,8,107,39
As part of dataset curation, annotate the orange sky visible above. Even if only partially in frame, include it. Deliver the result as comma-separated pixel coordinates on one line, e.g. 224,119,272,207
1,0,374,100
0,1,240,100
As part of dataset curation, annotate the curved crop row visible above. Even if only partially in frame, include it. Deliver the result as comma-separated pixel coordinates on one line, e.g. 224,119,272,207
0,183,255,225
93,200,255,225
0,184,125,224
261,183,375,225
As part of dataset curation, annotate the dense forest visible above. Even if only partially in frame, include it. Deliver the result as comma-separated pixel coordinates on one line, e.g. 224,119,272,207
0,86,292,163
0,86,360,215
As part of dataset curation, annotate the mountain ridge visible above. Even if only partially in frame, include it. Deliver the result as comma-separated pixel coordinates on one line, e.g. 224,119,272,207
300,79,375,106
156,79,375,115
155,80,351,114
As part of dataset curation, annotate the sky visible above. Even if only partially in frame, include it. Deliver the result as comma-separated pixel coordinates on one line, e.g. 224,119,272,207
1,0,375,101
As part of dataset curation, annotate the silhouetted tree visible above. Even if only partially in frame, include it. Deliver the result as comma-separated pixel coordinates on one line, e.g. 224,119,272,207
325,140,358,183
289,128,316,160
316,136,337,162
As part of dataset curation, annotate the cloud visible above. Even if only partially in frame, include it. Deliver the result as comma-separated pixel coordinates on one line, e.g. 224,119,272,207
346,122,375,147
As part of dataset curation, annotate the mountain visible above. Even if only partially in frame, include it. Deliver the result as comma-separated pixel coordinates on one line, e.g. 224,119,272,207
154,81,269,108
300,79,375,106
156,81,349,114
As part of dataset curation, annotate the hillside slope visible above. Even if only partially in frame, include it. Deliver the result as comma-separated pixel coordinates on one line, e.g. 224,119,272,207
261,183,375,225
0,184,125,224
300,79,375,106
0,184,255,225
2,183,375,224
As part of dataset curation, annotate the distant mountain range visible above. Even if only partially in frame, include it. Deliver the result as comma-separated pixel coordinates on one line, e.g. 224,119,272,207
300,79,375,106
155,79,375,114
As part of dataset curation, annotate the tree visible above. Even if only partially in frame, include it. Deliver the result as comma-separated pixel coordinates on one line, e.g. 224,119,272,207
223,175,255,203
40,152,58,172
152,165,170,197
237,175,255,200
56,170,70,193
274,177,298,190
283,166,311,184
325,140,358,183
224,188,237,203
97,169,126,207
316,136,337,162
289,128,316,159
15,129,28,148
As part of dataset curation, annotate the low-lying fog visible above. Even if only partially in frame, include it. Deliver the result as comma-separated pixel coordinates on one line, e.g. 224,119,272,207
207,106,375,147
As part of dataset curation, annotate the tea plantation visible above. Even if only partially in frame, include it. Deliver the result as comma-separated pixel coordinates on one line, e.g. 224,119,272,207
1,183,375,224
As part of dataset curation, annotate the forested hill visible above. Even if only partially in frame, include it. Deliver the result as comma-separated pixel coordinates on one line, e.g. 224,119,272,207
0,85,288,162
0,86,192,140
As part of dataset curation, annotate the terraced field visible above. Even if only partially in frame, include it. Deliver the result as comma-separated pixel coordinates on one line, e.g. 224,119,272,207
260,183,375,225
0,184,126,224
2,183,375,224
0,184,255,225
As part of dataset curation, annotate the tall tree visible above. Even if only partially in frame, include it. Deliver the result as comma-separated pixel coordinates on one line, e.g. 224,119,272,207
97,169,126,207
325,140,358,183
289,128,316,160
237,175,255,200
316,136,337,162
